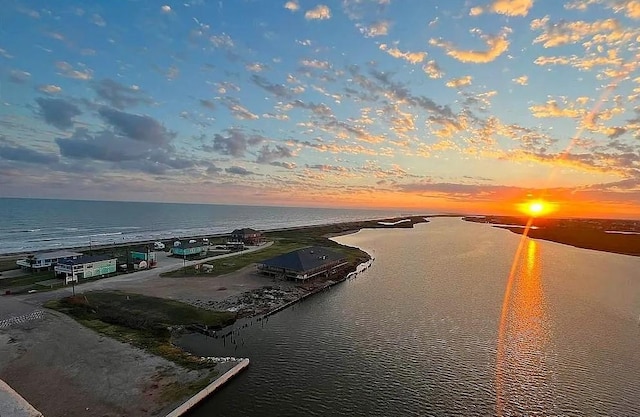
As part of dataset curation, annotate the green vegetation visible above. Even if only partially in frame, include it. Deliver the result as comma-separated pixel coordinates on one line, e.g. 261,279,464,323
160,373,215,403
46,291,236,369
0,257,20,272
0,271,56,292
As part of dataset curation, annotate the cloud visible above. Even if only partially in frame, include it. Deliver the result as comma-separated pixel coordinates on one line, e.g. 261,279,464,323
36,97,82,130
38,84,62,94
359,20,390,37
91,13,106,27
226,166,255,175
255,144,293,164
300,59,331,70
55,61,93,80
93,79,149,109
305,4,331,20
0,144,59,164
445,75,473,88
98,108,176,145
246,62,267,72
221,97,259,120
470,6,484,16
429,30,510,63
491,0,534,17
530,17,621,48
271,161,296,169
9,69,31,83
199,99,216,109
207,128,263,157
379,44,427,64
423,60,444,79
161,5,172,13
56,129,141,162
529,100,584,118
512,75,528,85
284,1,299,12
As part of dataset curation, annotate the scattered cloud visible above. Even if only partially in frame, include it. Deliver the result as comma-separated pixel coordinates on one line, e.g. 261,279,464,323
423,60,444,78
98,108,176,145
9,69,31,83
161,5,172,13
284,1,299,12
38,84,62,94
446,75,473,88
379,44,427,64
226,166,255,175
36,98,82,130
255,144,294,164
359,20,390,37
491,0,534,17
430,30,510,63
305,4,331,20
206,128,263,157
55,61,93,80
512,75,528,85
0,144,59,164
93,79,150,109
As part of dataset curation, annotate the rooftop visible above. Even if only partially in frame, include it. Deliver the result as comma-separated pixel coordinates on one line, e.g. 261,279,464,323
58,254,116,266
28,250,82,260
259,246,346,273
231,228,261,235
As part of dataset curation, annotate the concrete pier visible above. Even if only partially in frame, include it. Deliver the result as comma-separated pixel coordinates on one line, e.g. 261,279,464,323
165,358,250,417
0,379,43,417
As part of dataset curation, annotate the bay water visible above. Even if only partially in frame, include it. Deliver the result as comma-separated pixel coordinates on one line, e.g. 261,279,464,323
180,218,640,416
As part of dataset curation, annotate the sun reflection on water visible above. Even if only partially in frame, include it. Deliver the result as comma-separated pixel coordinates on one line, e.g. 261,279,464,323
496,234,555,416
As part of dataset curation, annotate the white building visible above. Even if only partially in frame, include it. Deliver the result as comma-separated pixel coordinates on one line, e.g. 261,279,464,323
16,250,82,271
54,254,117,284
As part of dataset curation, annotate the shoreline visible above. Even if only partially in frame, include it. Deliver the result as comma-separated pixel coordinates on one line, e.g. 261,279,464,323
0,215,440,259
462,216,640,257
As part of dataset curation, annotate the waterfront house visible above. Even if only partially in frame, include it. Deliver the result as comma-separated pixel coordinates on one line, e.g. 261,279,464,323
171,241,208,257
229,228,265,245
16,250,82,271
55,254,117,284
257,246,348,281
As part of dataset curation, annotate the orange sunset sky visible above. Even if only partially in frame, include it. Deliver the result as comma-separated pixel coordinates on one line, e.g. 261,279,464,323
1,0,640,218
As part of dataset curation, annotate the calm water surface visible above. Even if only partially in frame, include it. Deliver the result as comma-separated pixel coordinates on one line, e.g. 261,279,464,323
183,218,640,416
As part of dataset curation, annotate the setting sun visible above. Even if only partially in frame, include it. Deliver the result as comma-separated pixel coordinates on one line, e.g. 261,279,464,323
517,200,555,217
529,202,544,215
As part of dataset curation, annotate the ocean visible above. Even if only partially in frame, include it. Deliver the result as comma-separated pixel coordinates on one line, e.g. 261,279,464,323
0,198,415,255
180,218,640,416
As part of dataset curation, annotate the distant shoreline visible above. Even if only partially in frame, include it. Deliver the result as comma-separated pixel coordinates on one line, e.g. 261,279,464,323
463,216,640,257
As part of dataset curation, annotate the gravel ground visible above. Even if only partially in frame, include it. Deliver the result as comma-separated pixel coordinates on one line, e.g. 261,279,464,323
0,304,208,417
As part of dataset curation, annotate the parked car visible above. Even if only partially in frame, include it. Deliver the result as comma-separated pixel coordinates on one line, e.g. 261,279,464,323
154,242,165,250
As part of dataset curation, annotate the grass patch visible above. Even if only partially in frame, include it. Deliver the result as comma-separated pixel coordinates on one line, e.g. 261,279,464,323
160,373,215,403
46,291,236,369
0,257,20,272
0,271,56,290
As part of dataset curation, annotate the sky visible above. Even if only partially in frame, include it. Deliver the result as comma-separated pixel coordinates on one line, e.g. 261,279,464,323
1,0,640,218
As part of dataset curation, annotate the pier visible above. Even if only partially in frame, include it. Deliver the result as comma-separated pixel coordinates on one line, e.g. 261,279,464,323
165,358,250,417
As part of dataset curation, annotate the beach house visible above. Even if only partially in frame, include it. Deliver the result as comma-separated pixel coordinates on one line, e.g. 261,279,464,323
229,228,265,245
16,250,82,271
171,241,208,257
54,254,117,284
257,246,348,281
130,247,157,268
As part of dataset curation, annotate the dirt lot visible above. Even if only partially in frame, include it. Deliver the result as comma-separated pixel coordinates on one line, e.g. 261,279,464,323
107,264,297,305
0,301,210,417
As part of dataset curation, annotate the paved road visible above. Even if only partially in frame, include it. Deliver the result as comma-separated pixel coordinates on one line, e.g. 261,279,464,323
13,242,273,307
